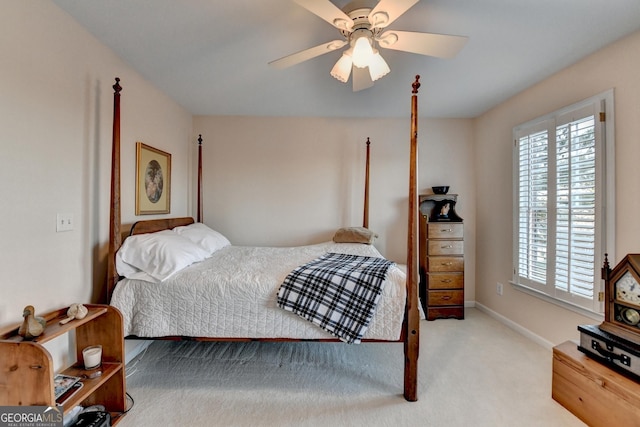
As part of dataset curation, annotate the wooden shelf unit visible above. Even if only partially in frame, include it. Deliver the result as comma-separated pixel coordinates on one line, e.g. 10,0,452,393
0,304,126,425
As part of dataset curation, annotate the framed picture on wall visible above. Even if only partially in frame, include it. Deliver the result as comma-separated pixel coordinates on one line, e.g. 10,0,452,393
135,142,171,215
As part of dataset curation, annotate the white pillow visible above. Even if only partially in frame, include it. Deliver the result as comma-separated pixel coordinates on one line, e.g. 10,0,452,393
117,229,211,282
172,222,231,255
116,250,157,283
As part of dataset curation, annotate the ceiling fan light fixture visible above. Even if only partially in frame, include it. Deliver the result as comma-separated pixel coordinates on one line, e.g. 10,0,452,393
351,30,374,68
330,52,353,83
368,50,390,82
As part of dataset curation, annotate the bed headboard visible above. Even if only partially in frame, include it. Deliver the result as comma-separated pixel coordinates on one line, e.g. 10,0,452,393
129,217,194,235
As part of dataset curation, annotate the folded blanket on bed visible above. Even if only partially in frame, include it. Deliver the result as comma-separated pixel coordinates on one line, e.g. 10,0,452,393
277,252,395,344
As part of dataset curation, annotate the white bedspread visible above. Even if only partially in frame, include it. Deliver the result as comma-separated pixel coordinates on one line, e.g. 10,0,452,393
110,242,406,340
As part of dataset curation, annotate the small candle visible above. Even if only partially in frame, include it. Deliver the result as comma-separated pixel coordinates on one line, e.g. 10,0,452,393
82,345,102,370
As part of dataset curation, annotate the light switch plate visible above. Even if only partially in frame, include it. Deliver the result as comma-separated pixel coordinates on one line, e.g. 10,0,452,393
56,213,74,232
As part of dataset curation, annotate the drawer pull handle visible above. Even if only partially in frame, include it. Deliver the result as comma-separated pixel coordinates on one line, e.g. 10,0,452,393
441,245,453,249
441,228,453,232
441,279,452,283
441,262,453,266
441,296,452,300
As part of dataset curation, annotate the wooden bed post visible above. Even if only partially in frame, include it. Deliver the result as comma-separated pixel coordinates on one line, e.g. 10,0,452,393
197,134,203,223
404,75,421,402
106,77,122,303
363,137,370,229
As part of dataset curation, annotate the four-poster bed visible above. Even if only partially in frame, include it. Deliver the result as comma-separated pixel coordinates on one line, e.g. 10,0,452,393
105,76,421,401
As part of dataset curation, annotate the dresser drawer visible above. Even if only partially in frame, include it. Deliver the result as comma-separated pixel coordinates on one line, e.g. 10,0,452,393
427,256,464,272
426,306,465,320
427,240,463,256
428,223,463,239
428,272,464,289
427,290,464,306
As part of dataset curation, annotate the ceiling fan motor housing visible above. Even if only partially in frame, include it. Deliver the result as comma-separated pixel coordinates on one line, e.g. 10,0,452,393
340,6,385,52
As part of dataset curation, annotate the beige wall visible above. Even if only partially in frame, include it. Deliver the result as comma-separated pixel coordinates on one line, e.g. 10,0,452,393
474,30,640,346
193,116,476,301
0,2,192,328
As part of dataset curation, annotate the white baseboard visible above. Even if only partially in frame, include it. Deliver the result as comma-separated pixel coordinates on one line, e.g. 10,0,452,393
474,302,555,350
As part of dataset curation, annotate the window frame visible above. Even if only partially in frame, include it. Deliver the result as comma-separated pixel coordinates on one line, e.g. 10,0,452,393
511,90,615,318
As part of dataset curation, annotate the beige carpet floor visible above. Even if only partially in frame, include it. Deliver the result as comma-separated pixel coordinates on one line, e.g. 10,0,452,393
117,308,585,427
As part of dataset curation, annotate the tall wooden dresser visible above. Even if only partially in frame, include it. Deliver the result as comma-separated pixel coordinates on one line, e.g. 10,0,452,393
419,194,464,320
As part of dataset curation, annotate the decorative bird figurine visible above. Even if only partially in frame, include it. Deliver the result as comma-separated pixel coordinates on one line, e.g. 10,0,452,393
18,305,46,340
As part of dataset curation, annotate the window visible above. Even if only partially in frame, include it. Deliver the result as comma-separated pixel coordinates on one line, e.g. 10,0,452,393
512,91,615,314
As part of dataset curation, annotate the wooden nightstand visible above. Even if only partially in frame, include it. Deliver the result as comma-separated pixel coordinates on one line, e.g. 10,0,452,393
419,194,464,320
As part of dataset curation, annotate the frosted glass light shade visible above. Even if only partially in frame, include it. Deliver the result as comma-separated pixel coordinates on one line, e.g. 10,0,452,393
352,36,373,68
330,53,353,83
368,51,390,81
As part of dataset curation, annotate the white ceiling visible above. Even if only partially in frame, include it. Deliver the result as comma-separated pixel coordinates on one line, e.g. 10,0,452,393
53,0,640,118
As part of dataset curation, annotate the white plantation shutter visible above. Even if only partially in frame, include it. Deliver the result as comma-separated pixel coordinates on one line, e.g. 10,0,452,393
513,92,614,313
555,114,596,301
517,128,549,285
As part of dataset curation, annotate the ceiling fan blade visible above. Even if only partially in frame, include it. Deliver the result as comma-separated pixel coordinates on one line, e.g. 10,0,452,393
352,66,374,92
377,30,468,58
294,0,354,31
369,0,419,29
269,40,347,69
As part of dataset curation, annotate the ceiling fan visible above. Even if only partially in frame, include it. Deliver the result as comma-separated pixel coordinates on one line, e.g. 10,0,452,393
269,0,468,91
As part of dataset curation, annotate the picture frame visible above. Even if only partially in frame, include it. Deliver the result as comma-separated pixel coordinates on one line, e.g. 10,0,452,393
136,142,171,215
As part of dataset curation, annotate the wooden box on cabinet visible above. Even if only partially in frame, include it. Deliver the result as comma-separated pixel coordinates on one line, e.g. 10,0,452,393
552,340,640,427
419,194,464,320
0,304,126,425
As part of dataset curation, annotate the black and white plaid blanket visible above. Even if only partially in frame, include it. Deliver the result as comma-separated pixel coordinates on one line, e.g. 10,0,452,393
277,252,395,344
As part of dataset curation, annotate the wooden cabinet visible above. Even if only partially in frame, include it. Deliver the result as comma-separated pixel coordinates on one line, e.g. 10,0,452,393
552,340,640,426
0,305,126,424
419,194,464,320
